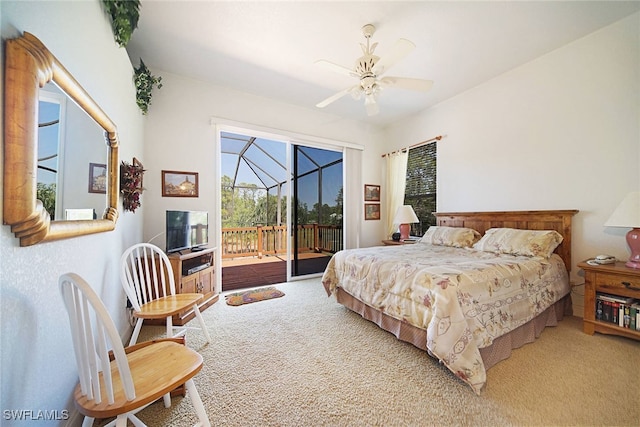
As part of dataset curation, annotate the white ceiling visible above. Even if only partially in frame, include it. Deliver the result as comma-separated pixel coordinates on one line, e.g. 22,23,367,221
126,1,640,128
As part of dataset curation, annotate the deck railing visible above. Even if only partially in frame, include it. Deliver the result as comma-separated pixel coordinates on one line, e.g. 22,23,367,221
221,224,343,259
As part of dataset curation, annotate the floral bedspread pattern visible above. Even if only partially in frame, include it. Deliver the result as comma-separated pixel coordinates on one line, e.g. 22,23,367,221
321,244,570,394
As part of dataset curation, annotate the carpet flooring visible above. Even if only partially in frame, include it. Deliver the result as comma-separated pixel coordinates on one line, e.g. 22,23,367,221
124,278,639,426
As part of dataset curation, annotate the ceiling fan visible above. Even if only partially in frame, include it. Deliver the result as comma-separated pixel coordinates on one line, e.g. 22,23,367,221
315,24,433,116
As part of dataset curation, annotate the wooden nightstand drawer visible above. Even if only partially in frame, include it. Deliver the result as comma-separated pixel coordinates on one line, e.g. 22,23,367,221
594,272,640,292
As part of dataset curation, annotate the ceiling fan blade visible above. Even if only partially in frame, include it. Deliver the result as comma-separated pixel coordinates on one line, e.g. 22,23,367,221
372,38,415,76
316,85,359,108
315,60,357,78
379,76,433,92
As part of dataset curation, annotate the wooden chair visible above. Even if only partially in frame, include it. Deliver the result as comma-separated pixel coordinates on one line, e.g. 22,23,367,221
59,273,211,427
120,243,212,346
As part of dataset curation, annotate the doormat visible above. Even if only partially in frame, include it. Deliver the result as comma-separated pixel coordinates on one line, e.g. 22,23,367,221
225,287,285,306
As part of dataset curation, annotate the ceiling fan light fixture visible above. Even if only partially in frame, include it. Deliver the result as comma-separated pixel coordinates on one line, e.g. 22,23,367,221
349,86,363,100
364,93,376,106
360,76,377,94
364,94,379,116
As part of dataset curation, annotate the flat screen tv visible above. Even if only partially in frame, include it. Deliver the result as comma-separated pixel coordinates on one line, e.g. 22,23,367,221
165,210,209,253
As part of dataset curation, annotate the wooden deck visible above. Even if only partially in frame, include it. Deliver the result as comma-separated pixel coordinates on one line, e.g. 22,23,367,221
221,253,331,291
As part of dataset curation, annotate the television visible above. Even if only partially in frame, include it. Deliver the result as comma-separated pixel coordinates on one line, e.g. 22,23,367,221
165,210,209,253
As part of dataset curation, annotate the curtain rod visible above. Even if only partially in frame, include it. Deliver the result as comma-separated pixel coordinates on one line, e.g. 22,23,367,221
381,135,443,158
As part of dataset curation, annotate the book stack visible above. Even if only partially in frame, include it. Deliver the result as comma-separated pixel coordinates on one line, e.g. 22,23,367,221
596,293,640,331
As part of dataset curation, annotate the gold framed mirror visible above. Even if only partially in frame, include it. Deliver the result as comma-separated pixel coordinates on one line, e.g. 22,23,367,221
4,32,119,246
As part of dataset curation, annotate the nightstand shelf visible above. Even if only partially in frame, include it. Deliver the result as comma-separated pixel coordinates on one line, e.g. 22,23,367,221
578,260,640,341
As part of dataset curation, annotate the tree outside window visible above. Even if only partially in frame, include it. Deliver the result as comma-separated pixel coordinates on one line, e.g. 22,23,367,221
404,142,436,236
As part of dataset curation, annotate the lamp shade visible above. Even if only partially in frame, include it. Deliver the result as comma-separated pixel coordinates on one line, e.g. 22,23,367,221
393,205,419,225
605,191,640,228
393,205,419,241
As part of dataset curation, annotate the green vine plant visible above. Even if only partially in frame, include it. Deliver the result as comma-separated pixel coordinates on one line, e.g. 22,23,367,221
134,59,163,115
102,0,140,48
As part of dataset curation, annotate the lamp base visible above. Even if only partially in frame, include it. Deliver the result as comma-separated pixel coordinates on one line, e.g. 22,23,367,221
625,260,640,269
399,223,410,241
625,228,640,269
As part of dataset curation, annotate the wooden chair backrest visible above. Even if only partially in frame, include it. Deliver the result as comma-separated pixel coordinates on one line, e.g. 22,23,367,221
120,243,177,311
59,273,135,405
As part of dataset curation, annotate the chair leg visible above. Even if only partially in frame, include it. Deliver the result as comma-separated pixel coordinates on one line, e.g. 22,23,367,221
166,315,173,339
159,314,174,409
127,414,146,427
115,414,128,427
129,318,144,346
185,378,211,427
193,305,212,343
82,416,95,427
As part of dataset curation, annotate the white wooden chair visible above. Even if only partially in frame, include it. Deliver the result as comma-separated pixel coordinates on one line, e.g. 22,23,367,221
120,243,212,346
59,273,211,427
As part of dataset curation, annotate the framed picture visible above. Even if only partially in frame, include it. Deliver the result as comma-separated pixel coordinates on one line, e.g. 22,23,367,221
364,184,380,201
364,203,381,220
162,170,199,197
88,162,107,194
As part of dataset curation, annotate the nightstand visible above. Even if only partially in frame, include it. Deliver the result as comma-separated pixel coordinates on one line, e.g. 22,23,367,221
578,260,640,341
382,239,404,246
382,239,420,246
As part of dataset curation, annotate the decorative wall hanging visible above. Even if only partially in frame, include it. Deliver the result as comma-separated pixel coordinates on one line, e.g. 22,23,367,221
120,158,145,213
134,59,162,115
162,170,199,197
88,163,107,194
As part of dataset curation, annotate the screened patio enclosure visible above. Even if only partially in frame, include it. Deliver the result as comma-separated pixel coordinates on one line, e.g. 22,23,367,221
220,131,343,291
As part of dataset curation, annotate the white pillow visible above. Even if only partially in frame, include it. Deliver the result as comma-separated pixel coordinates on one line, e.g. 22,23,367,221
472,228,563,258
419,226,481,248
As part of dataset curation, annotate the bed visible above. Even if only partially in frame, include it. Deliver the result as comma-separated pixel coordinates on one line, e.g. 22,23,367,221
322,210,578,394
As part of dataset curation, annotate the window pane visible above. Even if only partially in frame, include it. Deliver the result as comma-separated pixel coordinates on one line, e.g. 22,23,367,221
404,142,437,236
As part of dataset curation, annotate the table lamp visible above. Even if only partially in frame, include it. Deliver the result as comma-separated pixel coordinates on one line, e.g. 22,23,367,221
393,205,419,241
604,191,640,269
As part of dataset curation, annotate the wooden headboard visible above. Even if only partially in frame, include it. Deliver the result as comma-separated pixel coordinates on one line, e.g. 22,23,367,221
435,210,579,272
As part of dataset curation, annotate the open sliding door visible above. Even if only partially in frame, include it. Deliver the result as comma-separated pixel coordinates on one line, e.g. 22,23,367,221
218,126,346,290
290,144,343,278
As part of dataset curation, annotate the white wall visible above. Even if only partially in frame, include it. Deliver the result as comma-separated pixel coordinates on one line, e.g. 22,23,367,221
1,1,144,423
383,13,640,316
140,71,386,252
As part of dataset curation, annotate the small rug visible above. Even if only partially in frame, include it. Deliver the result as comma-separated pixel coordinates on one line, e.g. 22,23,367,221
225,286,285,306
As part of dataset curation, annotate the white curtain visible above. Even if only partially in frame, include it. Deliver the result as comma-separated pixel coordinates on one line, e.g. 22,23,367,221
385,150,408,237
344,147,362,249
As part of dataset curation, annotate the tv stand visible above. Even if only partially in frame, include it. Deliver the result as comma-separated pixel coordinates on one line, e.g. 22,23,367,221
163,246,218,326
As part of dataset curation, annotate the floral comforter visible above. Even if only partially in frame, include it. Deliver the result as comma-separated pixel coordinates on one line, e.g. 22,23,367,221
321,243,570,394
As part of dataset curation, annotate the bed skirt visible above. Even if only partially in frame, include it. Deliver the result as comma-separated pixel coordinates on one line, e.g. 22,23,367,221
334,287,572,372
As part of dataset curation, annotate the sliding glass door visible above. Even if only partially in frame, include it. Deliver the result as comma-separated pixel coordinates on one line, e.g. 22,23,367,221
219,130,344,289
291,144,343,277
